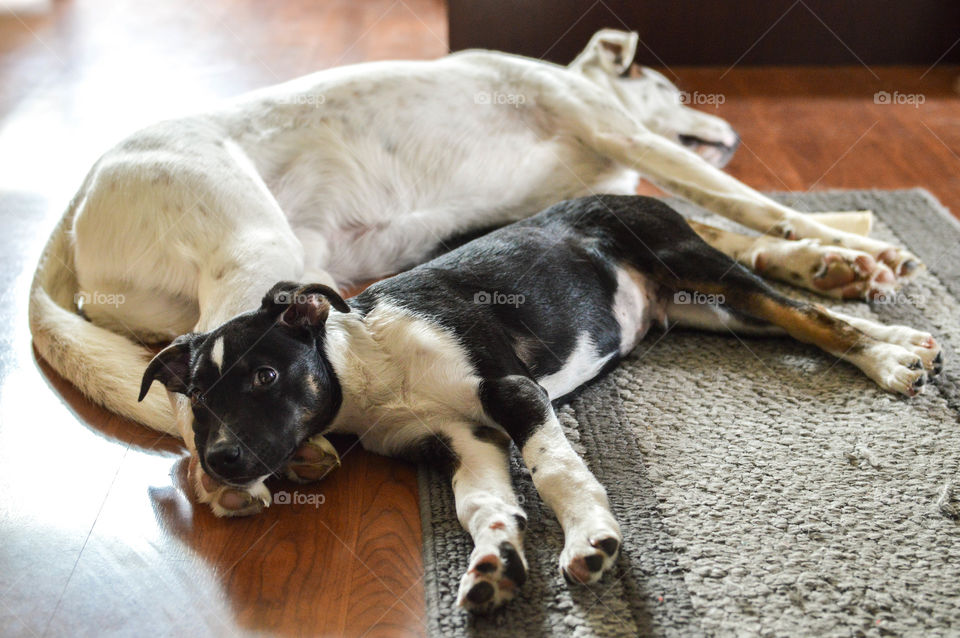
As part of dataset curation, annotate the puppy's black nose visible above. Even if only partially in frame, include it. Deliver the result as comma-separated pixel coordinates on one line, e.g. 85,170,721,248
205,442,243,476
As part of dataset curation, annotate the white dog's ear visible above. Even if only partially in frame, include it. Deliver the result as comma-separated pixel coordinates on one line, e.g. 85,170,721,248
571,29,639,76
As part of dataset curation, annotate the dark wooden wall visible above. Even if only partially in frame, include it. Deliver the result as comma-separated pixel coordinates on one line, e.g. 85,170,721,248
449,1,960,66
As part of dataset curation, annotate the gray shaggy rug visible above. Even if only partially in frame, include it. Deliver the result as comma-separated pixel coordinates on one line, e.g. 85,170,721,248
418,189,960,637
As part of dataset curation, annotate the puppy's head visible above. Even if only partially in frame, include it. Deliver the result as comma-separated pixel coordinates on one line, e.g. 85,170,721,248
139,282,350,486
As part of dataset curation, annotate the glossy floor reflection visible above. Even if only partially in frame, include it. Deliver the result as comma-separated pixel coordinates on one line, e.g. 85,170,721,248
0,1,445,636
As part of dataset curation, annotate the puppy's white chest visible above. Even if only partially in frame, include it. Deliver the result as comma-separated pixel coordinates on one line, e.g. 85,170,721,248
327,306,482,456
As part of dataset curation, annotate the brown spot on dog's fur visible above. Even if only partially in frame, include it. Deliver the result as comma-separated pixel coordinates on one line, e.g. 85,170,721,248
686,220,722,244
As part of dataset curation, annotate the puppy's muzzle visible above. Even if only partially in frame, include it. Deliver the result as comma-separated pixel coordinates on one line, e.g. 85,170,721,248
202,436,265,485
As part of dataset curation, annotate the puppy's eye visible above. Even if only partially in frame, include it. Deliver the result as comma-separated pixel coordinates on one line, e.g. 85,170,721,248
189,388,204,403
254,367,278,387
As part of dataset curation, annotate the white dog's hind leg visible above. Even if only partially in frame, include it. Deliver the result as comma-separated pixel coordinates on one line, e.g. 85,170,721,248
687,220,897,300
593,132,921,282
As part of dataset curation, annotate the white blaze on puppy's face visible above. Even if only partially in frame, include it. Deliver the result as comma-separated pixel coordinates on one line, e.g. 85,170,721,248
210,336,225,372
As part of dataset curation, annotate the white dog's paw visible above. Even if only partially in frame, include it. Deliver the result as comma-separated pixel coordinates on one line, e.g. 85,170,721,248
559,522,621,585
874,245,924,280
753,239,896,300
189,456,271,517
772,218,923,286
283,433,341,483
456,540,527,614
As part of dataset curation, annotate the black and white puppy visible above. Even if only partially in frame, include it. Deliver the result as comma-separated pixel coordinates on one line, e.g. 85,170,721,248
140,195,942,613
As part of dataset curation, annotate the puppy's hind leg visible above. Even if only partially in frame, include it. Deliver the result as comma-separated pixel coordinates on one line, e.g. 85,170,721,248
648,229,943,395
481,376,621,586
445,427,529,613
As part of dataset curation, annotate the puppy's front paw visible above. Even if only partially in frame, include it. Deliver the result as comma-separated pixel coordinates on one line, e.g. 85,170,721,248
560,523,621,585
284,434,341,483
457,540,527,614
189,456,270,517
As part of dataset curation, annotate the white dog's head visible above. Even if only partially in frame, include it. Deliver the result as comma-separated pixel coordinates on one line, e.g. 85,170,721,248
570,29,740,168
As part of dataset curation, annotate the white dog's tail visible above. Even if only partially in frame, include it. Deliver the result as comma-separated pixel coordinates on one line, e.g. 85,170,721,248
28,194,179,436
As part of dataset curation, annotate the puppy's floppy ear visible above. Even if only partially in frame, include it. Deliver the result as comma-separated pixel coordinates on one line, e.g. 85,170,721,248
262,281,350,328
139,333,199,401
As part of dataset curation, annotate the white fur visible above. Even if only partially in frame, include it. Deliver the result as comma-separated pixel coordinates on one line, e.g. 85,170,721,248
521,412,621,583
826,309,940,395
209,336,224,371
611,266,665,354
538,332,615,399
323,304,486,454
449,426,527,610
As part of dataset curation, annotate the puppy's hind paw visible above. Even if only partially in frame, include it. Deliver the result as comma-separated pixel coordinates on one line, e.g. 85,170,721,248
457,541,527,614
851,343,931,397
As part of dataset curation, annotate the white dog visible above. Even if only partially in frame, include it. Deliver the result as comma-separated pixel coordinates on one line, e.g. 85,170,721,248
30,30,920,514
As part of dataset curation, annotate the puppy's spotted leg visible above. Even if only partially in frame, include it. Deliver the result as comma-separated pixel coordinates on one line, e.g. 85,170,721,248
448,428,529,613
481,376,621,586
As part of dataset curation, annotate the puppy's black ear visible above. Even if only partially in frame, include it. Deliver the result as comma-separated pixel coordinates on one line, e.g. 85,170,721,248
261,281,302,313
262,282,350,328
138,334,199,401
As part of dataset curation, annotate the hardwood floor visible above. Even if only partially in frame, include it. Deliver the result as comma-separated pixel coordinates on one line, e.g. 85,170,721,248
0,2,957,637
